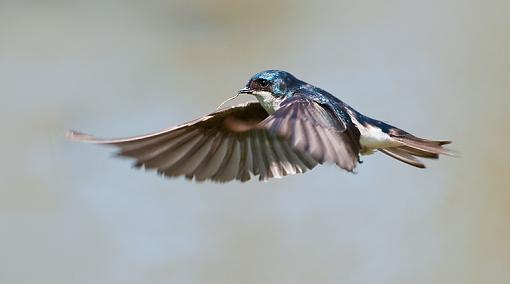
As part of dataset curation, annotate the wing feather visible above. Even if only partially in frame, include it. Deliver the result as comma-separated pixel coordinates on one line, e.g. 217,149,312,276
68,98,341,182
269,138,296,175
260,130,284,178
193,135,230,181
163,136,213,176
259,92,360,172
236,136,252,182
212,137,238,182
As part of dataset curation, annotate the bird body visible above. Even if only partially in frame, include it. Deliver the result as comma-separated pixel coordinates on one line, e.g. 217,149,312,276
68,70,452,182
251,77,405,154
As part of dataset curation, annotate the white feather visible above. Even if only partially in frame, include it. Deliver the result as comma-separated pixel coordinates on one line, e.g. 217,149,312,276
347,110,401,155
252,91,283,114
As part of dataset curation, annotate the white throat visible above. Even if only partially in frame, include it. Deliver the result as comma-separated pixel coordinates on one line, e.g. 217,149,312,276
253,91,283,114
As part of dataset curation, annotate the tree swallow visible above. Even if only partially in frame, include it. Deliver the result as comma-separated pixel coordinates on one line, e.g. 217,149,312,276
68,70,452,182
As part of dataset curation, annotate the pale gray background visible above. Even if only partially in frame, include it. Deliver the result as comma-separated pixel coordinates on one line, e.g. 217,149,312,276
1,0,509,283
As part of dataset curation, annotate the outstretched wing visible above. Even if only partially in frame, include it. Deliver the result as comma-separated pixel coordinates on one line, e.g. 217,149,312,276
68,102,317,182
259,93,361,171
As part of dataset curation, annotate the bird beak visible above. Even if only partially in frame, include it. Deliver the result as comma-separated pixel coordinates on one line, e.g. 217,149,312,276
238,87,253,95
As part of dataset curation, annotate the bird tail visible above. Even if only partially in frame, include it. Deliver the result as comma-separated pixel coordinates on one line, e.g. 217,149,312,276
378,129,453,168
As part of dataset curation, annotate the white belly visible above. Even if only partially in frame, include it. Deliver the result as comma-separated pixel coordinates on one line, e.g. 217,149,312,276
359,125,400,149
347,110,401,154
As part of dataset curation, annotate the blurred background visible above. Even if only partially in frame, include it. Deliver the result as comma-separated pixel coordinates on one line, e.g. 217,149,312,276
1,0,509,283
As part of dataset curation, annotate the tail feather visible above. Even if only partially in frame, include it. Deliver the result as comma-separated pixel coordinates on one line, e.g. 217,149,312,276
355,113,454,168
399,146,439,159
379,148,425,168
380,129,453,168
393,137,452,156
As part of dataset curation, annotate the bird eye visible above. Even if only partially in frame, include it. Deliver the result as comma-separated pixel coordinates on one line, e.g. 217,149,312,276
257,79,270,87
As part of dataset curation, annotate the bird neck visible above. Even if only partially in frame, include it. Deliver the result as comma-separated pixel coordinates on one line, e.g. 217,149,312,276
253,91,283,114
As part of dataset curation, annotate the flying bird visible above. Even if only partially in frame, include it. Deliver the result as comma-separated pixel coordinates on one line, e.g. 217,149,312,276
68,70,452,182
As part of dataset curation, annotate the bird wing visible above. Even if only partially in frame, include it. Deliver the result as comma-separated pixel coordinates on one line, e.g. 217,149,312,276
67,102,318,182
259,93,361,171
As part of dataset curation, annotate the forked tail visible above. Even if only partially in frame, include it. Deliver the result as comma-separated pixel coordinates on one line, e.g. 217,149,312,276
378,128,453,168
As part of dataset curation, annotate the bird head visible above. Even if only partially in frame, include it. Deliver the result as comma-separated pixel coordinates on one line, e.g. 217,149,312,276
236,70,304,114
238,70,303,98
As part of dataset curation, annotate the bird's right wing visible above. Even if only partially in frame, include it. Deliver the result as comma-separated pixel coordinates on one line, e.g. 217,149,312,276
68,102,317,182
259,93,361,171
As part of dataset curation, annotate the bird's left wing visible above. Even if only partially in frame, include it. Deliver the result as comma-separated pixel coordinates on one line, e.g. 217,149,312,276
259,92,361,171
68,102,318,182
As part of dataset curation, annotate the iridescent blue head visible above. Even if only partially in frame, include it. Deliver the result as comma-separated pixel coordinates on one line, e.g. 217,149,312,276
239,70,303,98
